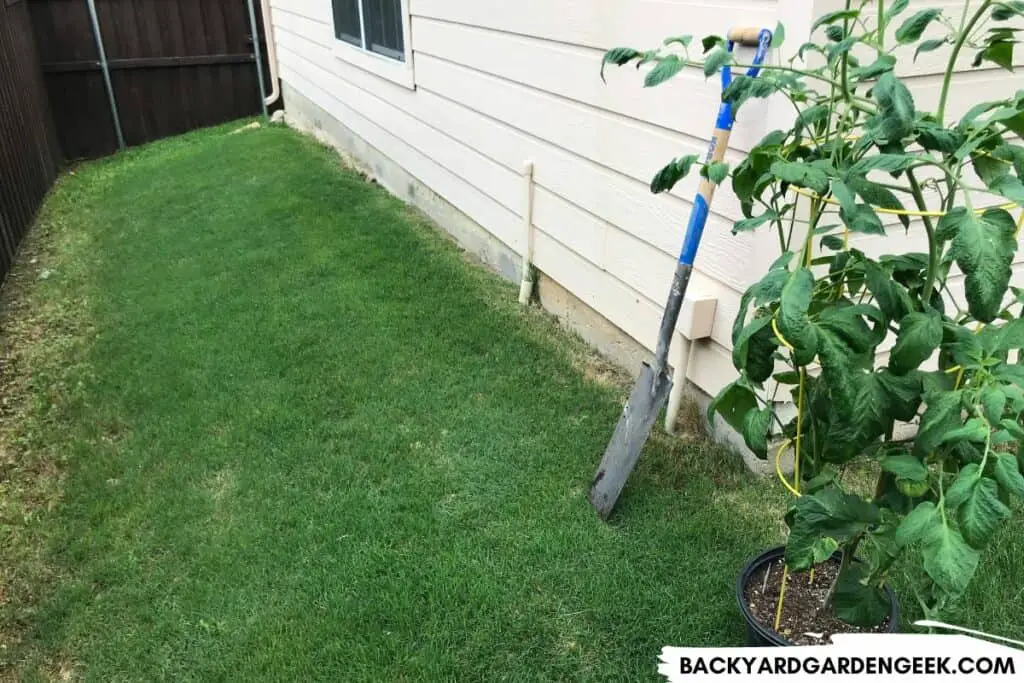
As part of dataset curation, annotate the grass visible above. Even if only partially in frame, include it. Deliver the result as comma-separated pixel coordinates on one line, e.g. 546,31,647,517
0,120,1021,679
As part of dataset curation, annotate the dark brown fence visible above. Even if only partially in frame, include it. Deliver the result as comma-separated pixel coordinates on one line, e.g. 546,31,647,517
0,0,61,279
29,0,272,160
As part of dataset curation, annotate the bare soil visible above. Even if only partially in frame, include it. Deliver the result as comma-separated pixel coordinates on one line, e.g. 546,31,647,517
744,557,891,645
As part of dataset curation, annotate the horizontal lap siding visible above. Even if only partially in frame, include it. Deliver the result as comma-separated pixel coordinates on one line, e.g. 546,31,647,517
271,0,784,397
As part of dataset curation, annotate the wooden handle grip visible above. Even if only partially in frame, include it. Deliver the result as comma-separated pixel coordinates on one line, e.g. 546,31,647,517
727,27,764,47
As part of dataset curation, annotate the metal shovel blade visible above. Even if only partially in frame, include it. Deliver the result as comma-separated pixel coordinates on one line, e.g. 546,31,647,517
588,362,673,519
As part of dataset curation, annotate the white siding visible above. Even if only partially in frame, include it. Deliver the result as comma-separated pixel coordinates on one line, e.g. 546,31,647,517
270,0,1024,401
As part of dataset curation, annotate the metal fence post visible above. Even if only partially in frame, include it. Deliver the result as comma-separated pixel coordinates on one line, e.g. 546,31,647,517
85,0,125,151
245,0,269,118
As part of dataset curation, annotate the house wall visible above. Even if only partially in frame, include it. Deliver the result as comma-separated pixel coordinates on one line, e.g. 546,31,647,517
268,0,1024,414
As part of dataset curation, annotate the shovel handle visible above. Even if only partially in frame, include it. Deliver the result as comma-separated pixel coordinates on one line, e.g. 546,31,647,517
676,27,772,268
728,27,766,47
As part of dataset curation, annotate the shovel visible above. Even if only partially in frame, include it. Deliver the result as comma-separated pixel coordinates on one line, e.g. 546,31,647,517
589,27,773,520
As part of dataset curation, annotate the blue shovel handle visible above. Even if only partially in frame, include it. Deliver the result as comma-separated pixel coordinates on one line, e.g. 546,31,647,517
677,28,773,267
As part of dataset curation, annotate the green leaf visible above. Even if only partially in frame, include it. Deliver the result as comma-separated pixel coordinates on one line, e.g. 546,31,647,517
817,304,885,354
946,208,1018,322
645,55,686,87
811,9,860,34
857,54,896,79
777,268,818,365
842,203,886,235
722,75,786,112
922,522,979,596
772,21,786,49
708,379,757,432
986,174,1024,206
889,310,942,375
940,417,989,446
877,369,925,421
701,35,724,53
895,8,943,44
847,176,908,229
601,47,641,81
915,38,948,61
797,104,831,130
896,501,939,547
917,122,964,154
785,487,880,569
650,155,699,194
873,71,917,142
825,25,846,42
733,210,778,234
821,235,845,250
746,323,778,383
976,40,1015,72
771,161,829,194
663,35,693,48
849,153,920,175
982,387,1007,424
995,452,1024,498
960,477,1010,547
946,463,983,509
742,407,773,458
812,537,839,563
993,1,1024,20
827,36,860,64
991,319,1024,351
703,47,732,78
864,261,913,322
812,9,861,34
881,453,928,481
831,180,858,216
915,390,964,457
704,161,730,185
832,564,891,627
885,0,910,21
994,143,1024,178
774,370,801,385
733,315,773,375
997,363,1024,387
1001,417,1024,440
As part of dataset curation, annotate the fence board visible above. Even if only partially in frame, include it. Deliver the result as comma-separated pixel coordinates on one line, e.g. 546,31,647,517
0,0,60,281
29,0,273,159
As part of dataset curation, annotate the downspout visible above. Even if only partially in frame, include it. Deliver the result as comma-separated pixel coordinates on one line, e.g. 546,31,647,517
664,334,693,434
518,161,536,305
664,295,717,434
260,0,281,106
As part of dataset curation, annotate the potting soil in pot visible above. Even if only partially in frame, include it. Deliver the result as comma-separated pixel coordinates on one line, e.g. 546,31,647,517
744,556,892,645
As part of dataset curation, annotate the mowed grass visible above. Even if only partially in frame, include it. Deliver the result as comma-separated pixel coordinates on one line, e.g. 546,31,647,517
1,121,1021,680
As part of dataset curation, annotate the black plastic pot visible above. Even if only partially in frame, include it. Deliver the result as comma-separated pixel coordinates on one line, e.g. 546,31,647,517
736,546,900,646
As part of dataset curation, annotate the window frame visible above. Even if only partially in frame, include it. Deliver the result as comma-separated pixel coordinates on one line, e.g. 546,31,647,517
332,0,415,90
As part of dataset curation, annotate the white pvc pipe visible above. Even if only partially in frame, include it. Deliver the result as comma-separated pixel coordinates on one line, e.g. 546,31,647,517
518,161,536,305
260,0,281,106
665,334,693,434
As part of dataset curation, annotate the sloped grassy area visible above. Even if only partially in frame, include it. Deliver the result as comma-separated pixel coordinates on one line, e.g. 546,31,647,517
1,122,1020,680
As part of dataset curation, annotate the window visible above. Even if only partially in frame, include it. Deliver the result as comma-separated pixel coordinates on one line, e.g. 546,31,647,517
333,0,406,62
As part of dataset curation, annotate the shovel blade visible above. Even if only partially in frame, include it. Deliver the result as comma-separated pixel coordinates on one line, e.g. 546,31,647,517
588,362,673,519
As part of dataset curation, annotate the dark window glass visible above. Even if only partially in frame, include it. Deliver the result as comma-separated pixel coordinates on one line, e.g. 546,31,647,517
332,0,362,47
364,0,405,61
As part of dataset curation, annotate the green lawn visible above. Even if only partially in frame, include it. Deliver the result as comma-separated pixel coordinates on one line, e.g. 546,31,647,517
1,121,1021,680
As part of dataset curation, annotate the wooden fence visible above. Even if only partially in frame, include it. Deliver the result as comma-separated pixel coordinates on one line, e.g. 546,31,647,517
0,0,61,279
29,0,273,159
